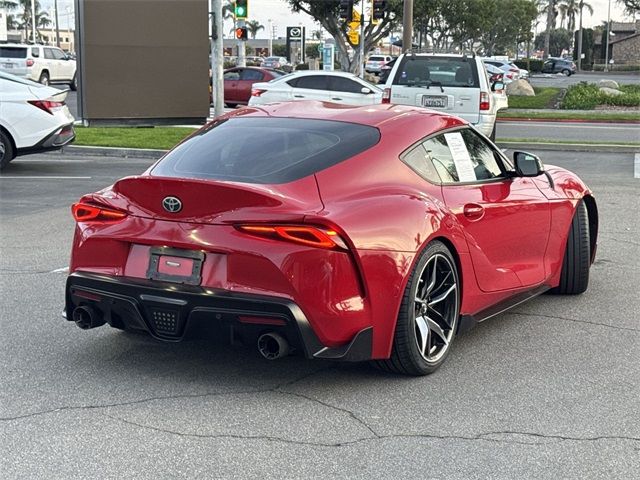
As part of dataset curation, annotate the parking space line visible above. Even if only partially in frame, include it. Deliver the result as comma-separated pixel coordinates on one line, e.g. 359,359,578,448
635,153,640,179
0,176,92,179
50,267,69,273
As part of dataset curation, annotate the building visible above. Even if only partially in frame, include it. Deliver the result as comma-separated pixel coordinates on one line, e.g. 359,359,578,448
2,27,75,52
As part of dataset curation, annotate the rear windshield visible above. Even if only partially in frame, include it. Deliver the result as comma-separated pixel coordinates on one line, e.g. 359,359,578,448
368,56,386,61
0,47,27,58
152,117,380,184
394,56,479,88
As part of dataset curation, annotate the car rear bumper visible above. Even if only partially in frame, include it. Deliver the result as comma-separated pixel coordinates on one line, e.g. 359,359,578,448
16,123,75,156
65,271,373,362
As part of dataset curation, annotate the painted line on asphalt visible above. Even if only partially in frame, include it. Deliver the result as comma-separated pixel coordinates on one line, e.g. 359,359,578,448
635,153,640,179
50,267,69,274
0,176,92,179
500,122,638,130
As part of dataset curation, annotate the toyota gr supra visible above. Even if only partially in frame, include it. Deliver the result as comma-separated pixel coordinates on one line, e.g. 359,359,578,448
65,102,598,375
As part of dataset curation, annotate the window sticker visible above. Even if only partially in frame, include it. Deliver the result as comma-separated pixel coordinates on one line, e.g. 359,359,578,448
444,132,477,182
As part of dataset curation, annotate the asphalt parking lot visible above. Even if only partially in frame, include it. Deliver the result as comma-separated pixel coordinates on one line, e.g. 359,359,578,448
1,149,639,479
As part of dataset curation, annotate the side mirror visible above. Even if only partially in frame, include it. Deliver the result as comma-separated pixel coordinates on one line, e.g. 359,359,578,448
513,151,544,177
361,87,372,94
491,81,504,92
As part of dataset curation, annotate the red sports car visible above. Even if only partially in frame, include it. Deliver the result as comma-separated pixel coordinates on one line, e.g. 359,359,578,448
65,102,598,375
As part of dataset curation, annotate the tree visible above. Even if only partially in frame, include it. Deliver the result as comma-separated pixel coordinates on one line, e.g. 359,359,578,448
535,27,572,56
286,0,403,73
618,0,640,15
558,0,593,32
5,0,50,43
245,20,264,39
543,0,557,58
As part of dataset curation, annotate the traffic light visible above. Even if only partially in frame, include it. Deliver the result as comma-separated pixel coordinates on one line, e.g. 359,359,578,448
339,0,353,23
235,26,248,40
372,1,386,21
235,0,248,20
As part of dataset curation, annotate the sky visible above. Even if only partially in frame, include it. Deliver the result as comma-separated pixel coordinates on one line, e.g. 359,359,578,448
33,0,636,37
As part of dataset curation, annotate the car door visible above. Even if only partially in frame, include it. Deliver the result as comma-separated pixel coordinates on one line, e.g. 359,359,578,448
289,75,332,102
327,76,379,105
237,68,265,104
223,68,242,103
43,48,58,80
51,47,73,80
427,128,551,292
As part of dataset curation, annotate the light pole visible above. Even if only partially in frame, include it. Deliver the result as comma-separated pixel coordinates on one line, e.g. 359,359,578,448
31,0,37,43
604,0,611,72
402,0,413,53
268,18,272,57
576,1,584,71
54,0,60,47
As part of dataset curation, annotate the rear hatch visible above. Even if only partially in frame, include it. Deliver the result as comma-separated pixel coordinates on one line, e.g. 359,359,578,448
389,55,481,124
0,46,29,77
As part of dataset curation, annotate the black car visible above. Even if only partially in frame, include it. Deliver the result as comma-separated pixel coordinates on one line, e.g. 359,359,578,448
542,58,576,76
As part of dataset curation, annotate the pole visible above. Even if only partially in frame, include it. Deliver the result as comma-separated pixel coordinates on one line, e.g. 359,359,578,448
54,0,60,47
576,1,584,71
268,19,273,57
212,0,224,118
31,0,37,43
402,0,413,53
359,0,365,78
604,0,611,72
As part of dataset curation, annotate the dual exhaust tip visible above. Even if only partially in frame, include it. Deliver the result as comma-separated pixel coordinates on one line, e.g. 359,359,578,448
72,306,290,360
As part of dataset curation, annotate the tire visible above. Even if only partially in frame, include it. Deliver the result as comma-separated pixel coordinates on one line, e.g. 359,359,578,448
39,71,50,86
374,241,461,376
70,74,78,91
0,130,15,170
561,69,570,76
550,200,590,295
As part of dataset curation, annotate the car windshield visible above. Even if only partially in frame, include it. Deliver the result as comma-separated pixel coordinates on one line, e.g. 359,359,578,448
152,117,381,184
394,56,479,88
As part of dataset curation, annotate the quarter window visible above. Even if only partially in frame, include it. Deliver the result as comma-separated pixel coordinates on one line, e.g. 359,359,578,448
402,144,441,184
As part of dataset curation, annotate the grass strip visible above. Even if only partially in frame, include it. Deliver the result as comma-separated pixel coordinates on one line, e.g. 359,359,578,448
74,127,197,150
497,111,640,122
506,87,561,109
497,137,640,146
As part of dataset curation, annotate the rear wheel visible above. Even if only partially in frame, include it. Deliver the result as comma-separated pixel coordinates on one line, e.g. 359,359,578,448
0,130,15,170
561,69,571,76
550,200,590,294
489,123,496,141
39,71,50,86
375,241,460,376
70,74,78,91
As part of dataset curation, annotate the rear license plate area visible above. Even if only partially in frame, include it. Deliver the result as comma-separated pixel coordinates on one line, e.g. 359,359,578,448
422,95,447,108
146,247,204,285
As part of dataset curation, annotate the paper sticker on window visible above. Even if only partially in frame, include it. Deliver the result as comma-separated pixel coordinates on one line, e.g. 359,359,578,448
444,132,477,182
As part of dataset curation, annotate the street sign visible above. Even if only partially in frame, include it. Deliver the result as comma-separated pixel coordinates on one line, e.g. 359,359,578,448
322,44,334,71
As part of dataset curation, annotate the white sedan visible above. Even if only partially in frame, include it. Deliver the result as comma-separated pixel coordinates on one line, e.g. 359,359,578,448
0,71,75,169
248,71,383,107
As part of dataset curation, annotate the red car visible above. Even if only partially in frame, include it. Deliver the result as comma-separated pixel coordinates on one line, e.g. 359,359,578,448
223,67,284,107
65,102,598,375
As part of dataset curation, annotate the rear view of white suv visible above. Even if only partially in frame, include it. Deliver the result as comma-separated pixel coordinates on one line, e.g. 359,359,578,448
0,44,77,90
382,53,498,140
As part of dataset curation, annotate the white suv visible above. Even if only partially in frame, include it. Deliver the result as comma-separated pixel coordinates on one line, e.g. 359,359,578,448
382,53,498,140
0,44,77,90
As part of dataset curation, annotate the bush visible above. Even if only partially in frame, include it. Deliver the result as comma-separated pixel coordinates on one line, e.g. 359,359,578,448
593,64,640,72
562,82,640,109
513,59,543,73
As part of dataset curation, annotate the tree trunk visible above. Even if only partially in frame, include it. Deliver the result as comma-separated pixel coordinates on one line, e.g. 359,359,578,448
544,0,556,59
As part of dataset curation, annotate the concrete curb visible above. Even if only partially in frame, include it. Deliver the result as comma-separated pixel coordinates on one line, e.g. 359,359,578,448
497,117,640,124
59,145,167,159
496,141,639,153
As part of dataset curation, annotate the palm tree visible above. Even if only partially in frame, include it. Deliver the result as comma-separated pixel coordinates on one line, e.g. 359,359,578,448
245,20,264,39
543,0,557,59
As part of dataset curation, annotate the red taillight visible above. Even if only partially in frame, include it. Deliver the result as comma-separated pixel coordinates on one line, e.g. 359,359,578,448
382,87,391,104
506,73,514,79
72,203,127,223
480,92,490,111
28,100,65,115
26,59,34,67
237,225,347,250
251,88,266,97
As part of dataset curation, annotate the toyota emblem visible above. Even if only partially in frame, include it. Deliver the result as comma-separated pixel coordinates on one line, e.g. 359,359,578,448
162,196,182,213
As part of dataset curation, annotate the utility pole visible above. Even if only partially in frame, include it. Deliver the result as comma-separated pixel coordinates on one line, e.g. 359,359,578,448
54,0,60,47
576,1,584,71
31,0,37,43
604,0,611,72
268,18,273,57
402,0,413,53
211,0,224,118
359,0,365,78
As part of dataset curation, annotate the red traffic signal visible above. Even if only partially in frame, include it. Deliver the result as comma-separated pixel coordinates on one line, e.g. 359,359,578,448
235,27,248,40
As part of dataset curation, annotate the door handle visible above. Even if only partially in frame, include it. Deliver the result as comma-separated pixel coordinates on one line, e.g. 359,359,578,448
293,94,305,98
331,97,343,101
463,203,485,221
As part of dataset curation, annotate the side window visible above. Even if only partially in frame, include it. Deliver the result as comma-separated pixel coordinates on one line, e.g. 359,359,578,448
52,48,66,60
31,47,40,57
295,75,329,90
328,77,363,94
224,70,240,80
240,69,263,81
44,48,54,59
401,144,441,184
286,78,299,87
459,129,504,180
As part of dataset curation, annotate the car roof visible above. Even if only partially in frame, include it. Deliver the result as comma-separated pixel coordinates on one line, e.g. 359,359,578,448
281,70,366,80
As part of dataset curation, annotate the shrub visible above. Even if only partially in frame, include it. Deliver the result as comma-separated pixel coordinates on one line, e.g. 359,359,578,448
513,59,543,73
562,82,640,109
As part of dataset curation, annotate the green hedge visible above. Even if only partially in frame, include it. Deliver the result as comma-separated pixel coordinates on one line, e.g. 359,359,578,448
562,82,640,109
513,59,544,73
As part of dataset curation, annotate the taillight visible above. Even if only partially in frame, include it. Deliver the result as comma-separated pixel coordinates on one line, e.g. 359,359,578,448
506,73,514,79
72,203,127,223
382,87,391,104
26,59,35,67
237,225,348,250
480,92,490,111
28,100,65,115
251,88,266,97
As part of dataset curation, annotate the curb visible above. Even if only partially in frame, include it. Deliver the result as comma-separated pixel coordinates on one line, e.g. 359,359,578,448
496,141,639,153
59,145,167,159
497,117,640,124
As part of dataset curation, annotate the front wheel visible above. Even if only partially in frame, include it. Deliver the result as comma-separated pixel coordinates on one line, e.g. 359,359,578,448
561,69,571,76
70,74,78,91
550,200,590,294
489,123,496,141
0,130,15,170
375,241,460,376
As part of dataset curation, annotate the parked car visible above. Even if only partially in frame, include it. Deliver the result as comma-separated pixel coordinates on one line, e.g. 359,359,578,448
484,64,508,111
383,53,499,140
378,58,397,83
365,55,394,74
222,67,285,107
542,58,576,76
0,71,75,169
482,58,522,82
248,71,382,106
65,101,598,376
0,44,77,90
261,56,289,69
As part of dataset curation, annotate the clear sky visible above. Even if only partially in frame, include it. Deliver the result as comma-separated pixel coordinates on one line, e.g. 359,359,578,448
35,0,636,37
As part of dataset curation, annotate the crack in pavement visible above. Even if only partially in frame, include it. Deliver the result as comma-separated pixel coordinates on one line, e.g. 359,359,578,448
510,311,640,333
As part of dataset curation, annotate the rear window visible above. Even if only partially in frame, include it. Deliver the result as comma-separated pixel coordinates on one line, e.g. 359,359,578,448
152,117,380,184
368,56,385,62
394,56,479,88
0,47,27,58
